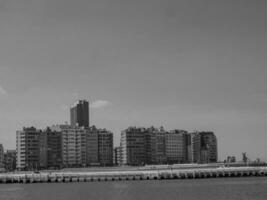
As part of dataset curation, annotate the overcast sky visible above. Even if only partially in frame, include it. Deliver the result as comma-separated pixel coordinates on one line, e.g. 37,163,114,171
0,0,266,161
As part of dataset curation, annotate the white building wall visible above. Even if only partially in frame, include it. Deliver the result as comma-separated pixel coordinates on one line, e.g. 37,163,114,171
16,131,26,170
55,125,86,167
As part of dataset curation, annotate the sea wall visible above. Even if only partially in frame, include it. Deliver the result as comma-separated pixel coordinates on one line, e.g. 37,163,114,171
0,167,266,184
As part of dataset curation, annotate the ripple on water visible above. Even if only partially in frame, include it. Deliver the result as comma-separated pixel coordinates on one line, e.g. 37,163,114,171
0,177,266,200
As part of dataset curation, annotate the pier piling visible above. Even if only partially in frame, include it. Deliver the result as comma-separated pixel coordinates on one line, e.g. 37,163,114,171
1,167,267,184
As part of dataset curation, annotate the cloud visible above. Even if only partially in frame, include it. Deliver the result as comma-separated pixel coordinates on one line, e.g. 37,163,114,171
90,100,111,109
0,85,7,96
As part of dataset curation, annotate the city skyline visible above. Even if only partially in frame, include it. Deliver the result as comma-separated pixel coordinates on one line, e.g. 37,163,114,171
14,123,217,170
0,0,267,162
0,98,263,163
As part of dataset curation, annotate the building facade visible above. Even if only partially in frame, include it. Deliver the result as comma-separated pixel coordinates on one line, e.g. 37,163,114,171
4,150,16,171
70,100,89,128
113,146,122,165
191,131,218,163
0,144,4,169
145,127,167,164
165,130,188,164
153,129,167,164
86,126,113,166
98,129,113,166
121,127,147,166
16,124,114,170
185,133,192,163
120,127,217,166
39,128,63,169
86,126,99,165
16,127,42,170
51,125,87,167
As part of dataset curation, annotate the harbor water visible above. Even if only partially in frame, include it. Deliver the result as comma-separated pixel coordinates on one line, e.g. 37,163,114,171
0,177,267,200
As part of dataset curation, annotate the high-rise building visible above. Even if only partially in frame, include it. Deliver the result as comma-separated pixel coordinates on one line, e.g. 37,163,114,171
70,100,89,128
165,130,188,164
98,129,113,166
121,127,168,166
16,127,42,170
86,126,99,165
153,128,167,164
86,126,114,166
145,127,167,164
191,131,218,163
16,127,63,170
39,132,47,169
120,127,218,166
185,133,192,163
121,127,147,166
39,128,63,169
51,125,87,167
4,150,16,171
0,144,4,169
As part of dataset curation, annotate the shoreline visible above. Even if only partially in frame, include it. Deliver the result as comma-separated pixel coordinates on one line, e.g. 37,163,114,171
0,166,267,184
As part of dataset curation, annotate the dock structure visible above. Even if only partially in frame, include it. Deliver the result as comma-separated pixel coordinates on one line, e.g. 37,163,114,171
0,167,267,184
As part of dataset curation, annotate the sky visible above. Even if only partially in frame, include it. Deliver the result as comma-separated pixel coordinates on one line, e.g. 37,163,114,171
0,0,266,161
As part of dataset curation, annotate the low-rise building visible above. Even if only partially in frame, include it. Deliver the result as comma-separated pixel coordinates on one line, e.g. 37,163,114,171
4,150,16,171
226,156,236,163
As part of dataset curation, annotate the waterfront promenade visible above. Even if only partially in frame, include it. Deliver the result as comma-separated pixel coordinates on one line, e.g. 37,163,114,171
0,166,267,184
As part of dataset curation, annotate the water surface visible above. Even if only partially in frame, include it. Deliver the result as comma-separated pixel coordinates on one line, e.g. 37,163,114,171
0,177,266,200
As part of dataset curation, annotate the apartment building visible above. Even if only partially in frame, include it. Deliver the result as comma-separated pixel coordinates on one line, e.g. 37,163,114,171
191,131,218,163
16,127,42,170
121,127,146,166
165,130,188,164
51,125,87,167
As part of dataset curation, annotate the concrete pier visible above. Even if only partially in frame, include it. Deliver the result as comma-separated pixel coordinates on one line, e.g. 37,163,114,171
0,167,266,184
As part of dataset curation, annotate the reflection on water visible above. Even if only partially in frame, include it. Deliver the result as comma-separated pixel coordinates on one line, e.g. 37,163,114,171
0,177,267,200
